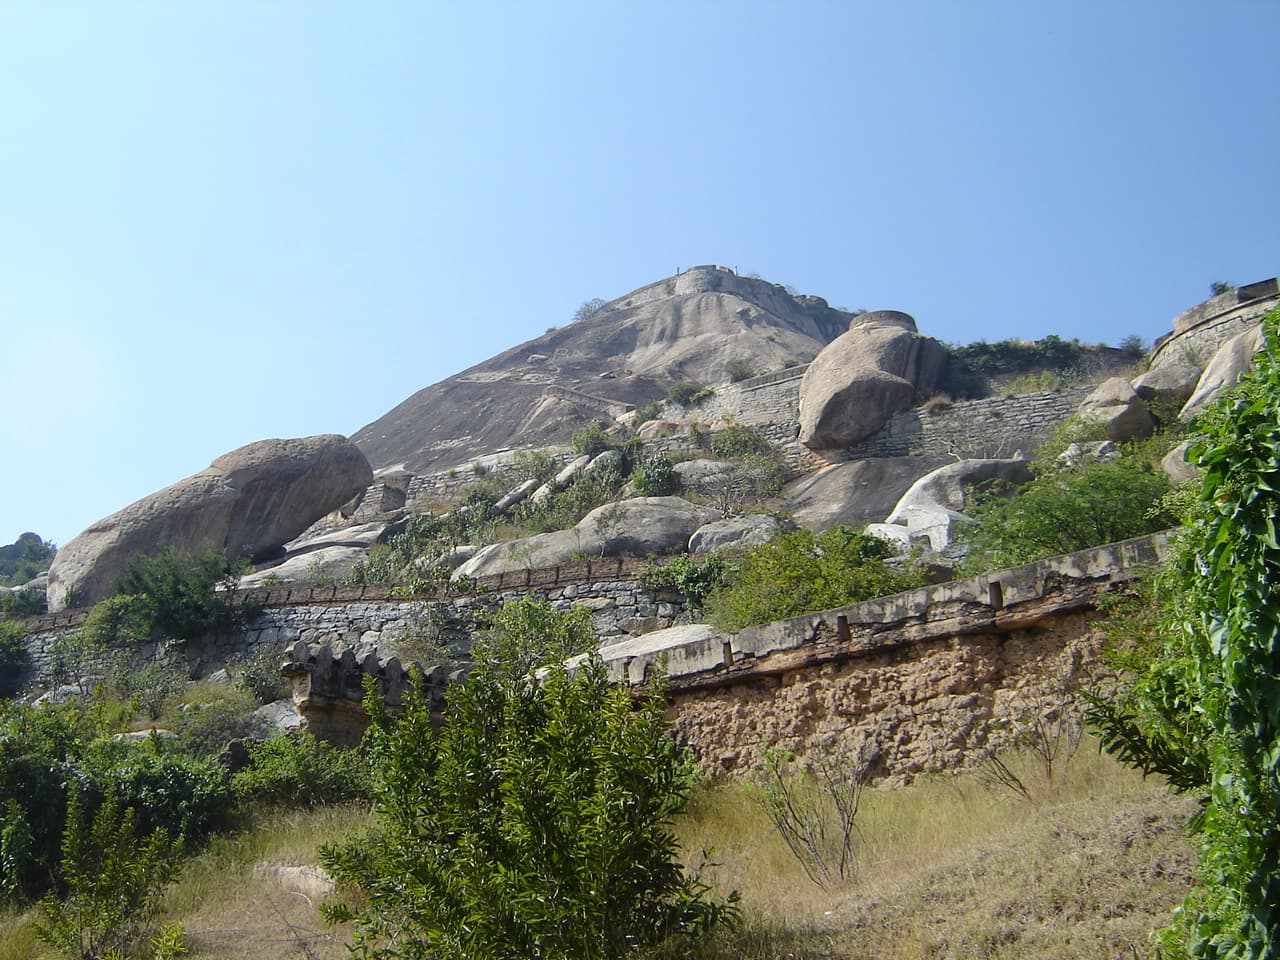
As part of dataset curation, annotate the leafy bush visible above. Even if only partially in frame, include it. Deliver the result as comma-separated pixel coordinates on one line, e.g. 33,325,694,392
0,621,29,699
0,533,56,588
511,449,558,483
709,424,772,460
705,527,925,631
320,601,737,959
34,786,182,960
633,453,679,497
1088,307,1280,955
569,422,617,457
112,547,256,642
172,697,267,759
512,462,627,535
102,659,188,721
633,400,663,427
478,596,594,675
956,455,1174,573
231,733,371,808
0,586,46,617
666,382,714,408
640,554,731,614
0,701,232,902
348,503,501,585
726,360,758,383
232,644,290,704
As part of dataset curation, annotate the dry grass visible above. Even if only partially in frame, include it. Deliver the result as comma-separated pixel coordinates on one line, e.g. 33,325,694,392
0,741,1196,959
675,739,1199,959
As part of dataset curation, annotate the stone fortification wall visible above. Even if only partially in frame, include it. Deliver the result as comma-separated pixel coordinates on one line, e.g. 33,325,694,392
16,557,684,690
1150,279,1278,369
845,387,1092,460
609,532,1170,782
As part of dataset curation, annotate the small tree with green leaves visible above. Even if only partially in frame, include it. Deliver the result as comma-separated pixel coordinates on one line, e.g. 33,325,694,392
321,599,737,960
705,526,924,631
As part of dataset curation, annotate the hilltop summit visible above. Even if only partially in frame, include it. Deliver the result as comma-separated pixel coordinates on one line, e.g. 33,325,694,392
352,266,853,474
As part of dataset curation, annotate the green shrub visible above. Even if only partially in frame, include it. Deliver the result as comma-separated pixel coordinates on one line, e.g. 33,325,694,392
512,463,626,535
0,701,232,902
231,733,371,808
633,453,679,497
633,400,663,427
172,697,267,759
512,449,558,483
34,786,181,960
102,659,188,721
113,548,256,642
232,644,290,704
0,621,29,699
0,586,46,618
569,422,617,457
0,534,56,588
666,382,714,408
956,456,1174,573
640,554,731,614
320,602,737,959
726,360,758,383
709,424,772,460
705,527,924,631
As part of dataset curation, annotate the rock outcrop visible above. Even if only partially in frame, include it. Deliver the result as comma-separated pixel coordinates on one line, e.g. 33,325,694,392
688,514,791,554
353,267,852,475
1076,377,1155,441
453,497,718,580
797,311,949,451
1180,323,1265,420
47,435,372,610
781,457,949,532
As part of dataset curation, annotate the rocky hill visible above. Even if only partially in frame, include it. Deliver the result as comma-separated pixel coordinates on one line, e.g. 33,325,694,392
351,265,852,474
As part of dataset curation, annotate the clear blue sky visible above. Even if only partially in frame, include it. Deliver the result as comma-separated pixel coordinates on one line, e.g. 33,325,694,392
2,2,1277,549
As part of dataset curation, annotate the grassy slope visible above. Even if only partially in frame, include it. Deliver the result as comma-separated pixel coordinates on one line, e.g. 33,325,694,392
0,743,1195,959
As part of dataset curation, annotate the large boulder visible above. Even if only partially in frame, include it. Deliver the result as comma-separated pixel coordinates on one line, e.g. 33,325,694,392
1076,378,1155,442
1130,362,1202,408
1161,439,1201,485
781,456,948,532
688,514,792,554
453,497,718,580
874,458,1032,552
1180,323,1265,420
237,521,392,587
885,458,1033,521
47,435,372,610
797,311,950,451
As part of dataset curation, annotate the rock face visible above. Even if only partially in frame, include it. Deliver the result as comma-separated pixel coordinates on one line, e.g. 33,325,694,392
1130,362,1201,407
868,458,1032,552
353,266,852,475
47,435,372,611
237,521,392,587
688,514,791,554
781,456,949,532
453,497,718,580
1076,377,1155,441
797,311,950,451
1180,323,1264,420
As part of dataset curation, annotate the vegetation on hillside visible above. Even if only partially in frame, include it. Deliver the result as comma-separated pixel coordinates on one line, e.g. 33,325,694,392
0,534,55,588
944,333,1145,398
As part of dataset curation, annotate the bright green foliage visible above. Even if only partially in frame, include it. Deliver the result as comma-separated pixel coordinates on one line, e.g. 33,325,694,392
640,554,732,613
569,422,617,457
171,697,266,759
958,455,1175,573
35,787,181,960
633,452,679,496
0,701,232,902
708,424,772,460
705,526,925,631
1162,309,1280,957
479,595,594,676
0,533,56,588
112,548,255,642
231,734,371,808
666,382,714,408
0,585,46,617
321,602,736,960
0,621,28,698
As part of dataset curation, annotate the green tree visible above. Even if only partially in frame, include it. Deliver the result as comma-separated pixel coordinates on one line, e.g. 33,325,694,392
1088,308,1280,956
112,547,253,642
321,601,736,960
705,526,924,631
958,455,1175,573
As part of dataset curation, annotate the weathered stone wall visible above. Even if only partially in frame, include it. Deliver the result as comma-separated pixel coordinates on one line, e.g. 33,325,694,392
844,387,1092,460
1150,280,1278,369
600,532,1170,783
16,559,686,691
